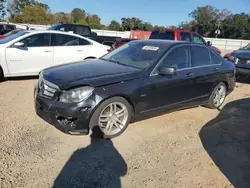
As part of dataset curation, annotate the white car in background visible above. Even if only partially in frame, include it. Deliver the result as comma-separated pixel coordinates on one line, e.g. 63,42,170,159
0,30,111,79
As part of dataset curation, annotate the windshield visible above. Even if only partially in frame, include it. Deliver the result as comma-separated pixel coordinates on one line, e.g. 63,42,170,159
0,31,28,44
101,42,169,69
150,31,175,40
244,43,250,50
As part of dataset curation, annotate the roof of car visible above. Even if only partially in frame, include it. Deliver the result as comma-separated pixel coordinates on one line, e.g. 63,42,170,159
130,39,186,46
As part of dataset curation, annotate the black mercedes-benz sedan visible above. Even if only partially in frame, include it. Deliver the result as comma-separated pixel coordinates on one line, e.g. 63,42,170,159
34,40,235,139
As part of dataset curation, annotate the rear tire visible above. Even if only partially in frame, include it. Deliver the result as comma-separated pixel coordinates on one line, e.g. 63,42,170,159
206,82,227,109
0,67,4,81
89,97,132,139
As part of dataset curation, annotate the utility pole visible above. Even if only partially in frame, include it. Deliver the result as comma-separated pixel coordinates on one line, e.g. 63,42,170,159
215,21,221,38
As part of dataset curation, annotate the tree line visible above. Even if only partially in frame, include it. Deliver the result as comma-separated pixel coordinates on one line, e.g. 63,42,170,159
0,0,249,39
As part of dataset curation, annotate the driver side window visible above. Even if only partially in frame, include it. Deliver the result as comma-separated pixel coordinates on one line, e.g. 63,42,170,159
20,34,51,47
162,46,190,70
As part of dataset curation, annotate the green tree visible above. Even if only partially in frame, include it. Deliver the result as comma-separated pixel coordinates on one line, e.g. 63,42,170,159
52,12,71,24
71,8,86,23
108,20,121,31
189,5,219,36
121,17,144,30
0,0,6,20
153,25,165,30
19,4,49,24
86,14,102,29
143,22,153,31
178,21,194,30
222,13,250,39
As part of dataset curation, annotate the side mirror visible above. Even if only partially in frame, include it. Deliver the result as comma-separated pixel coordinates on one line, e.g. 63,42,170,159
158,67,176,75
207,41,212,46
13,42,24,48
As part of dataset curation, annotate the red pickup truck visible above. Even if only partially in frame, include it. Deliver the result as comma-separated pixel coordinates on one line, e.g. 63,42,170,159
114,29,221,55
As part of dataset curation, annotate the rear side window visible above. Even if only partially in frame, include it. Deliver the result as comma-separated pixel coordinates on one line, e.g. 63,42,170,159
54,34,80,46
180,32,191,42
191,46,211,67
150,31,174,40
193,34,205,44
75,26,91,36
79,38,90,45
210,51,222,64
162,46,190,70
6,25,15,30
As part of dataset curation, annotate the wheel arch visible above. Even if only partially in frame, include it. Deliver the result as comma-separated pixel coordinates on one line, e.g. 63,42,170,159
0,65,4,80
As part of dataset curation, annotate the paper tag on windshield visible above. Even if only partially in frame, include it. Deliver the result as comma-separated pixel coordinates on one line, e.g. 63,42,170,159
142,46,159,51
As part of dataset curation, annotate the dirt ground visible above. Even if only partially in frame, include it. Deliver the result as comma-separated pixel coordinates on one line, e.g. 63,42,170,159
1,78,250,188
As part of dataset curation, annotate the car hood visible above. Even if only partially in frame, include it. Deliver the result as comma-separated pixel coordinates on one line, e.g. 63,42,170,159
231,50,250,59
42,59,143,90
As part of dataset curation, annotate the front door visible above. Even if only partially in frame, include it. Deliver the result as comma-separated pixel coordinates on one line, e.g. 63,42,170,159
6,33,53,75
52,33,89,66
142,45,198,113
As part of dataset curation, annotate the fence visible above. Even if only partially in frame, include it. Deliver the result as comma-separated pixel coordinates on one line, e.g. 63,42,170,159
3,22,250,55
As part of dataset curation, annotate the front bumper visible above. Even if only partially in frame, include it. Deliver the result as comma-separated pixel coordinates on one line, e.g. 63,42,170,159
34,84,96,135
236,67,250,76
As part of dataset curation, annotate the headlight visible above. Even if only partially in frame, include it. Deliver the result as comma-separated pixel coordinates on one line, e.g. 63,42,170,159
60,86,94,103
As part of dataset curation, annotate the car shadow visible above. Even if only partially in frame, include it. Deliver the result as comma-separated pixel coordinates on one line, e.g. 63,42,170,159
53,127,127,188
199,98,250,188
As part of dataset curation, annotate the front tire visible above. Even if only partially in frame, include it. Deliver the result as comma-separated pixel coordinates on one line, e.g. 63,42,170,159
206,82,227,109
89,97,132,139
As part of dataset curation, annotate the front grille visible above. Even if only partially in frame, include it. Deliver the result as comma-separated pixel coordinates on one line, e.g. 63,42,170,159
39,77,59,99
235,58,250,65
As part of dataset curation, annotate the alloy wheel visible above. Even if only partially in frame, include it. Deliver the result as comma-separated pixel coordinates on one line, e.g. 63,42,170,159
213,85,226,107
98,102,129,136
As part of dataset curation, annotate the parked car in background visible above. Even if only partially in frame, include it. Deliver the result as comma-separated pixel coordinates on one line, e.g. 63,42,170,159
0,30,110,80
0,23,16,35
47,24,121,48
0,28,24,39
224,43,250,61
35,40,235,139
149,29,221,54
232,50,250,76
112,38,138,49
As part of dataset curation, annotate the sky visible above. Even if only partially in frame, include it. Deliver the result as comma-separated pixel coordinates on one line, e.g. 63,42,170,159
40,0,250,26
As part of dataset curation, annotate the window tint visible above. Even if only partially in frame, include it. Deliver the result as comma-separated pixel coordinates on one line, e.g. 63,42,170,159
0,25,4,29
6,25,15,30
210,51,221,64
180,32,191,42
21,34,50,47
191,46,211,67
162,46,189,70
79,38,90,45
150,31,174,40
54,34,80,46
75,26,91,36
193,34,205,44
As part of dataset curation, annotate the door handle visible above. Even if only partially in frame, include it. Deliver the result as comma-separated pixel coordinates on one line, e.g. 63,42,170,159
186,72,194,77
77,50,84,52
213,67,220,71
44,50,52,52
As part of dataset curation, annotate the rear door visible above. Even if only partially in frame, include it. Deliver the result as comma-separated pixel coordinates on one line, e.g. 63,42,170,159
52,33,91,65
190,45,223,99
6,33,53,75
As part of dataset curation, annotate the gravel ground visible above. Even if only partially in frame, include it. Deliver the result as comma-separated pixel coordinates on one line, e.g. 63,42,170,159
1,78,250,188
